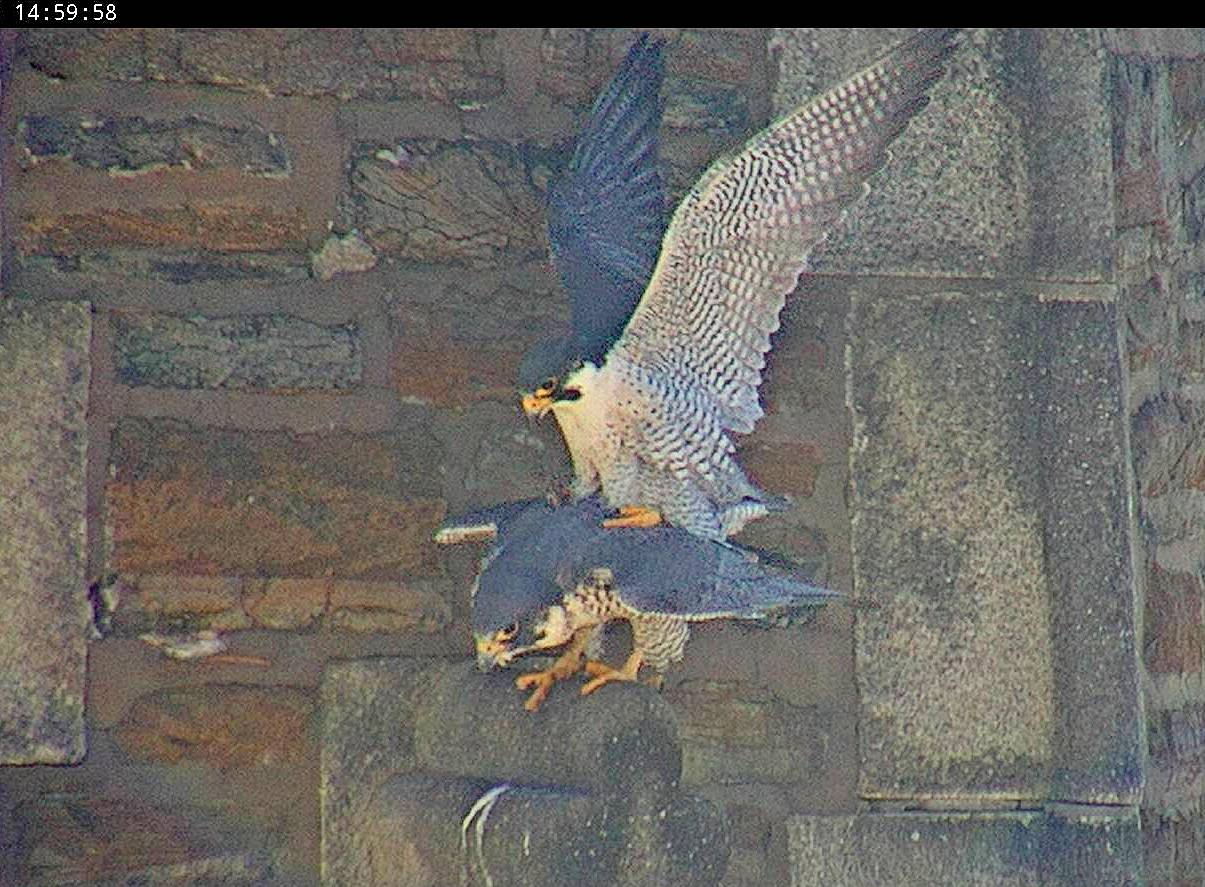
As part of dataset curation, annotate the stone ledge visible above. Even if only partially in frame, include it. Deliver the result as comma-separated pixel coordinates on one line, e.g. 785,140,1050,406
786,809,1142,887
320,658,729,887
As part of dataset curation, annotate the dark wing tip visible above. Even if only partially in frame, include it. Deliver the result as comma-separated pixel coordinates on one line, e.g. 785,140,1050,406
548,31,669,364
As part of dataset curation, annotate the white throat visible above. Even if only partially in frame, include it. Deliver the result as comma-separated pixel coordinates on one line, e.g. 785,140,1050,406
549,361,606,482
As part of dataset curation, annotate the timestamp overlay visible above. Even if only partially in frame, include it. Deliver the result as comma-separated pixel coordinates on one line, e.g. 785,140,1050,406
1,0,325,23
6,1,120,23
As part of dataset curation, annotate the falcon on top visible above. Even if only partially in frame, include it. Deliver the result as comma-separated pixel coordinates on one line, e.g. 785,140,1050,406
518,29,957,541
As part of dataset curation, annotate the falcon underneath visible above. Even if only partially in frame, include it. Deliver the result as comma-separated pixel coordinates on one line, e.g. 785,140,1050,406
435,497,839,710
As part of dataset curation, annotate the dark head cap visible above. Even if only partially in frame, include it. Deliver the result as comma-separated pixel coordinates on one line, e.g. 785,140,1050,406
516,335,581,394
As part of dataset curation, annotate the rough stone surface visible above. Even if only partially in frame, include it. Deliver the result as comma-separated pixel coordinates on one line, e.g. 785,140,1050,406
321,658,730,887
359,774,729,887
111,312,361,391
351,139,547,267
17,29,506,102
849,291,1140,803
1106,29,1205,59
669,679,832,788
384,263,564,408
770,29,1113,283
114,685,314,769
17,113,290,175
10,794,277,887
106,418,445,578
786,809,1143,887
1113,43,1205,879
319,658,455,887
0,299,91,764
410,661,682,793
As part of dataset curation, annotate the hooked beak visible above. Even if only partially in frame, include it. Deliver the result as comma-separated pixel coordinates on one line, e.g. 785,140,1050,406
521,388,555,418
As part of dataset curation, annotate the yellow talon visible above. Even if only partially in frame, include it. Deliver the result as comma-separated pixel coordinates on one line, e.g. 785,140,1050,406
580,650,643,696
513,630,591,711
602,505,663,529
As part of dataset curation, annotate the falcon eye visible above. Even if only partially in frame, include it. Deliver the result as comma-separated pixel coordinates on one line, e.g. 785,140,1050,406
498,622,519,641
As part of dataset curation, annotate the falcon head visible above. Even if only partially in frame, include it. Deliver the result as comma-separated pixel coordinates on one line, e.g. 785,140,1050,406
471,560,573,671
516,337,588,418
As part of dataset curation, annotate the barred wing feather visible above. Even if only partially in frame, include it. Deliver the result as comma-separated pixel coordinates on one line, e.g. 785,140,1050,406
612,29,956,443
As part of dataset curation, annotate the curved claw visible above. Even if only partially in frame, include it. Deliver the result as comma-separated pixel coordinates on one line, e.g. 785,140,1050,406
515,669,556,711
513,630,592,711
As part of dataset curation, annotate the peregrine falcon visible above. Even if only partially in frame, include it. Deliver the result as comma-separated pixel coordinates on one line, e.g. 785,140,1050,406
520,29,957,540
435,497,839,711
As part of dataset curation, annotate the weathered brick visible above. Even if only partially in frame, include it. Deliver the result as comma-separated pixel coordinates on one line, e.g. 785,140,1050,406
106,418,445,578
326,578,453,633
20,29,503,103
16,205,308,256
671,30,759,86
114,684,314,769
18,28,149,81
352,139,547,266
242,577,329,630
17,113,289,175
386,263,563,408
536,28,593,101
1145,564,1205,676
11,795,275,887
112,574,250,633
111,311,361,391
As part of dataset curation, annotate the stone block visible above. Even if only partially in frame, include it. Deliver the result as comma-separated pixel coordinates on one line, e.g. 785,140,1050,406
17,113,289,175
106,418,445,579
770,29,1113,283
786,809,1142,887
320,658,447,886
0,300,91,764
113,685,314,769
10,794,276,887
320,658,729,887
111,312,361,391
849,291,1141,803
409,661,682,793
351,139,546,267
358,774,728,887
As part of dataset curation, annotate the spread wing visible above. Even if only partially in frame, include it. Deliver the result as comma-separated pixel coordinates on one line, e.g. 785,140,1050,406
547,34,667,365
612,29,956,436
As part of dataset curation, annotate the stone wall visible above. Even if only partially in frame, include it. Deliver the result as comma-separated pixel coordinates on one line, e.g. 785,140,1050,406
1109,28,1205,887
0,27,1200,887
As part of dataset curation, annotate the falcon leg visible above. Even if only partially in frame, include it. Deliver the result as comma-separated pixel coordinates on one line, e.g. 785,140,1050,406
580,649,644,695
515,629,592,712
602,505,663,529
